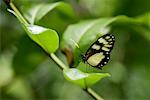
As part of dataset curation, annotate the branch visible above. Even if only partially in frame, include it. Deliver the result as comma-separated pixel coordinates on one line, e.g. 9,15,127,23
85,88,104,100
3,1,104,100
50,53,68,70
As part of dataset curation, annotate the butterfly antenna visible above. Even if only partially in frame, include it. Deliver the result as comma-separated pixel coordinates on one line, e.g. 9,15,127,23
70,39,84,54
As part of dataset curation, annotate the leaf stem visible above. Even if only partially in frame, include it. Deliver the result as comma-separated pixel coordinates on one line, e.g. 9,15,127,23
85,88,104,100
4,1,104,100
9,2,29,25
50,53,68,70
50,53,104,100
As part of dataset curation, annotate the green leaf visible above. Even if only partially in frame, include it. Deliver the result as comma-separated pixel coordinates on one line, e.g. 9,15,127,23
111,15,150,41
63,68,110,88
76,62,102,73
25,2,75,24
8,10,59,53
136,12,150,29
25,25,59,53
61,18,115,50
61,18,116,65
61,15,150,66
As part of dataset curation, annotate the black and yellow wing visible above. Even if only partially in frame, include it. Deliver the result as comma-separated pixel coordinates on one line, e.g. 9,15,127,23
82,33,115,69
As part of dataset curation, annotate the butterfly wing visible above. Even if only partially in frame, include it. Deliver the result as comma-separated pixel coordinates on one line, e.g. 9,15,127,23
83,33,115,69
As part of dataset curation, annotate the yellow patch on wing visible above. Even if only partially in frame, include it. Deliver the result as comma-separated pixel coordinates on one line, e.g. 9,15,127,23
92,44,100,50
104,44,112,47
102,47,110,51
109,42,113,44
98,38,108,44
105,36,110,39
108,38,112,41
87,53,105,66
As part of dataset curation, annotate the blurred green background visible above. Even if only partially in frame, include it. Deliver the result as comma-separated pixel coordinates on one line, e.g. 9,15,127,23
0,0,150,100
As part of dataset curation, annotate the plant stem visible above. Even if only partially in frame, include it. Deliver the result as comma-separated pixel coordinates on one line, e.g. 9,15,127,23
85,88,104,100
9,2,28,25
50,53,104,100
50,53,68,70
4,1,104,100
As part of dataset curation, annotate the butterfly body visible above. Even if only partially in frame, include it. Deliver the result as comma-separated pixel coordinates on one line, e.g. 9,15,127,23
82,33,115,69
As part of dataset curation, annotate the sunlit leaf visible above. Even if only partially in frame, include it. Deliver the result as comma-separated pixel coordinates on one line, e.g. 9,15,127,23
26,25,59,53
8,10,59,53
63,68,110,88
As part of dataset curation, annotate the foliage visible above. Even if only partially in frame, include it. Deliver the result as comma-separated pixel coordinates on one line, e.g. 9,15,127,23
0,0,150,100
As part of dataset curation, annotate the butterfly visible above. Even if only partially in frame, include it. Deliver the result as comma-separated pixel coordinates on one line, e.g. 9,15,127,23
82,33,115,69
